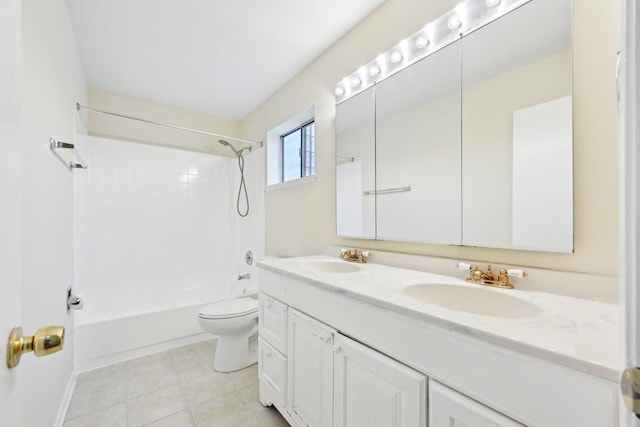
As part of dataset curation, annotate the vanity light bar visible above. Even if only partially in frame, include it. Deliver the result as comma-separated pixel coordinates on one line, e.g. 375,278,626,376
334,0,531,104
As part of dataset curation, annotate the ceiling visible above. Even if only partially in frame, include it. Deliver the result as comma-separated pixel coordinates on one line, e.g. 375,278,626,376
65,0,386,121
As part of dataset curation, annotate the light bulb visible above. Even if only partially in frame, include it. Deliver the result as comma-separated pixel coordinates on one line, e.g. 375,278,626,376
448,15,461,30
368,64,381,77
390,51,403,64
335,86,345,97
350,76,361,88
485,0,501,7
415,35,430,49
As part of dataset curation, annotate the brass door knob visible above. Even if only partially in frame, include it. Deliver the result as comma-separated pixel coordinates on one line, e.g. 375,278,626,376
6,326,65,368
622,367,640,418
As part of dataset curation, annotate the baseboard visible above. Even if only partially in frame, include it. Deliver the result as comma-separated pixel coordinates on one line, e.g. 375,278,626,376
54,370,77,427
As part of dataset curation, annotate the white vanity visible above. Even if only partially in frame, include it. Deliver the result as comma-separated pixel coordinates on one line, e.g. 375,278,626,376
256,256,618,427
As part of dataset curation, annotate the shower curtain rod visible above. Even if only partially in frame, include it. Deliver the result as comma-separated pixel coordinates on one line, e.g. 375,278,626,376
76,103,263,146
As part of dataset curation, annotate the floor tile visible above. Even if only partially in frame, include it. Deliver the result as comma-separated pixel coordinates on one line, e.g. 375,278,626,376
127,351,173,376
229,363,259,389
127,364,180,399
189,390,261,427
143,410,195,427
76,362,126,389
181,371,238,406
62,403,127,427
65,378,126,420
65,341,283,427
258,406,291,427
127,385,187,427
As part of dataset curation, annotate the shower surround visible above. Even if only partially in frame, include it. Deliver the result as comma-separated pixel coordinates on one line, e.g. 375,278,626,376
73,135,265,371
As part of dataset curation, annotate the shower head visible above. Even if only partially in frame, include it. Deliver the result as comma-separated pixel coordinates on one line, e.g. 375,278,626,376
218,139,251,157
218,139,239,156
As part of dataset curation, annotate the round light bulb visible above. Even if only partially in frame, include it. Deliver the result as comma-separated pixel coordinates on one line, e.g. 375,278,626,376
485,0,501,7
335,86,345,97
390,51,403,64
415,35,430,49
448,15,462,30
350,76,361,88
368,64,381,77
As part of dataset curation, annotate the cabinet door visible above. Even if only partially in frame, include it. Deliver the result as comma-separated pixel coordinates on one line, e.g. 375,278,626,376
287,308,335,427
259,293,287,354
333,334,427,427
429,381,524,427
258,338,287,408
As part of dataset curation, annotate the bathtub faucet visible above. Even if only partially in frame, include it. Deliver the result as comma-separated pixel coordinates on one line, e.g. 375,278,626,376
238,273,251,281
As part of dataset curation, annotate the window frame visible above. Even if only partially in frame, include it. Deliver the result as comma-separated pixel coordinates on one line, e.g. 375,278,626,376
280,119,315,183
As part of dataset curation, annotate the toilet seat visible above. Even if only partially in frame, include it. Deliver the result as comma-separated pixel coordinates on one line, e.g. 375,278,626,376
199,297,258,319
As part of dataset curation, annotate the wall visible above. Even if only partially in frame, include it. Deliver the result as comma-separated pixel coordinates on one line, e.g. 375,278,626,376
240,0,621,277
20,0,88,425
87,88,242,155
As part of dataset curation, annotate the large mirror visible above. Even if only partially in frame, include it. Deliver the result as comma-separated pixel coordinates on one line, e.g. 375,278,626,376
335,0,572,253
462,0,572,252
336,87,375,239
376,41,461,244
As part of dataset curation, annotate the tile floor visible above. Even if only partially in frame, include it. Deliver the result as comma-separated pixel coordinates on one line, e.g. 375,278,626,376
63,339,289,427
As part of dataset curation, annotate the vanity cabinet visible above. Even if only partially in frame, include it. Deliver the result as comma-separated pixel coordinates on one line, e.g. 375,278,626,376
258,265,618,427
429,381,523,427
259,294,428,427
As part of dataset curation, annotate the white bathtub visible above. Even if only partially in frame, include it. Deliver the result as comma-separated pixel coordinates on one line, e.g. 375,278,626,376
74,285,254,372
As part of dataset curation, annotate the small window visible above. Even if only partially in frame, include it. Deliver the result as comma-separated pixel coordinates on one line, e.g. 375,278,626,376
281,121,315,182
266,106,315,188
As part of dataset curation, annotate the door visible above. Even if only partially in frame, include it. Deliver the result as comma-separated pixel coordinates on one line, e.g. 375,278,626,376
621,0,640,425
0,0,23,424
333,333,427,427
429,381,524,427
287,308,334,427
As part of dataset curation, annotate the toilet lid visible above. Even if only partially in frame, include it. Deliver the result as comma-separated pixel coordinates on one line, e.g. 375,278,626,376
199,297,259,319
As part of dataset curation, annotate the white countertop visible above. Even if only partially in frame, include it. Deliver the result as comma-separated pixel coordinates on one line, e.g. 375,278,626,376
258,255,619,381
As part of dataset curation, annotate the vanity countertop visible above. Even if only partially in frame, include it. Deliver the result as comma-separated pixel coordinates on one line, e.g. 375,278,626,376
257,255,619,382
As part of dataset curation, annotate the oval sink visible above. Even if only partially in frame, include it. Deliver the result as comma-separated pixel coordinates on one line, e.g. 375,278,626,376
403,284,541,319
301,260,362,274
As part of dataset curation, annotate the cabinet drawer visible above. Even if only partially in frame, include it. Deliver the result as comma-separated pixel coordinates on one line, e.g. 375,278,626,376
429,381,524,427
258,338,287,409
259,293,287,353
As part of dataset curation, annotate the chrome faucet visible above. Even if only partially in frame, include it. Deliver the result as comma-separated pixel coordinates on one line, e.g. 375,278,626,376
238,273,251,280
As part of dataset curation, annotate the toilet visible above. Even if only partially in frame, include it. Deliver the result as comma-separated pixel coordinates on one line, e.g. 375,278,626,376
198,296,259,372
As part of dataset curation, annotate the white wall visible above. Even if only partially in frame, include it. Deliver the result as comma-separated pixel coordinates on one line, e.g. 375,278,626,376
74,136,265,319
87,87,242,156
20,0,88,426
241,0,621,277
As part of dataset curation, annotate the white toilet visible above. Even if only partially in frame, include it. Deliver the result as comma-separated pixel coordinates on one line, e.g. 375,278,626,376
198,296,259,372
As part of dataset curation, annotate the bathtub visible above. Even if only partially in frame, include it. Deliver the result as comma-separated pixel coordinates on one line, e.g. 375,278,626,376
74,285,255,372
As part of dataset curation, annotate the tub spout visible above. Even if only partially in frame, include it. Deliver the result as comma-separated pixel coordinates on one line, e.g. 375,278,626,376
238,273,251,281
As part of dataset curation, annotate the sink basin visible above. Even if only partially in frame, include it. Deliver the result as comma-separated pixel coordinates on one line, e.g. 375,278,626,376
403,284,541,319
301,260,362,274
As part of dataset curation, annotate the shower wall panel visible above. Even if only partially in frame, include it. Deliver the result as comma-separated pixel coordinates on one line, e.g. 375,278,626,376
73,135,242,309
